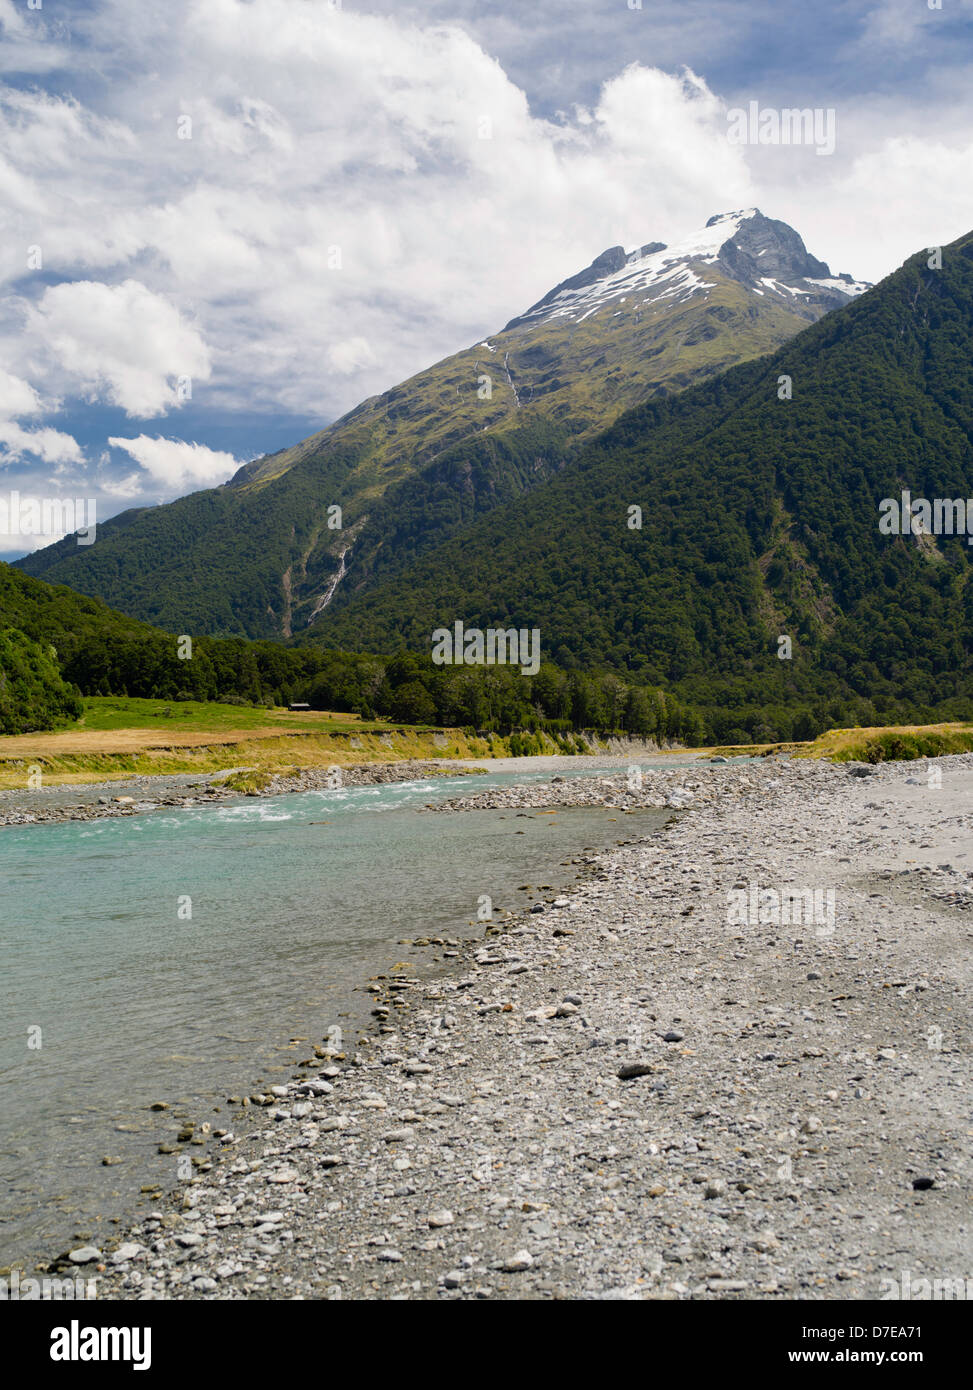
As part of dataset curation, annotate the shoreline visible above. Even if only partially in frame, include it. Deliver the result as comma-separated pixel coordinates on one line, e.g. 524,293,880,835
0,749,704,829
0,759,481,829
38,753,970,1300
3,778,655,1275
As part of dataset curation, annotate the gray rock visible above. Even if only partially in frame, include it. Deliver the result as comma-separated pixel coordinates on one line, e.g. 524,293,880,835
617,1061,655,1080
501,1250,533,1272
68,1246,102,1264
110,1243,143,1264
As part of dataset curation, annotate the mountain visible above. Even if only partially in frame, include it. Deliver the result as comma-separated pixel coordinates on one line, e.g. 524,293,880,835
500,209,865,335
18,210,866,639
301,230,973,736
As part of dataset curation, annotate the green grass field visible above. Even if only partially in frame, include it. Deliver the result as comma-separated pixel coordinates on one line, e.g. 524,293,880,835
77,696,395,735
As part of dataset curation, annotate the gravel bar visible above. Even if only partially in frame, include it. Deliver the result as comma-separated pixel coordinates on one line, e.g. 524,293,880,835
54,754,971,1300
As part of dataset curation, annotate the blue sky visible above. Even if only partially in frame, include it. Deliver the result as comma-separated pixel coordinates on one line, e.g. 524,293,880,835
366,0,973,114
2,0,972,555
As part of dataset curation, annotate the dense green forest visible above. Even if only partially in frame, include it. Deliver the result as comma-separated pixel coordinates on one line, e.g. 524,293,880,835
304,233,973,740
11,422,570,639
298,648,703,746
0,562,702,742
0,627,83,735
0,549,959,745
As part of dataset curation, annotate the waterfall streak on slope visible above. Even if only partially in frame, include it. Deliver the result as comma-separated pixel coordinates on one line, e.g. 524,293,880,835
308,546,350,623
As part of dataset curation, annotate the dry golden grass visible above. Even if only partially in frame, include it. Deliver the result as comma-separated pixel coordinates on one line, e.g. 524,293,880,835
0,725,316,756
797,723,973,763
0,726,496,790
702,723,973,764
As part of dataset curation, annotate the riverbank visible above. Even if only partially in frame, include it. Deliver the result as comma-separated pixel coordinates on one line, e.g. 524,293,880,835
65,753,971,1300
0,760,482,828
1,776,654,1272
0,694,682,791
0,749,699,828
0,722,486,792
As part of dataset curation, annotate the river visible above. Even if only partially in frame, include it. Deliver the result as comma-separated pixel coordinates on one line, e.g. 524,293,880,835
0,765,673,1269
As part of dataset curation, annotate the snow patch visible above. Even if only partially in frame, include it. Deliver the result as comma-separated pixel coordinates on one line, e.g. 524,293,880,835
806,277,870,298
512,211,758,330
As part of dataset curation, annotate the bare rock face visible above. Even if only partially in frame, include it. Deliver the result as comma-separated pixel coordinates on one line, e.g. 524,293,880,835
714,210,863,316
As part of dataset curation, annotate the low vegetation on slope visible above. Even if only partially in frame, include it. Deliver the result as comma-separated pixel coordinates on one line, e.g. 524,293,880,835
801,723,973,763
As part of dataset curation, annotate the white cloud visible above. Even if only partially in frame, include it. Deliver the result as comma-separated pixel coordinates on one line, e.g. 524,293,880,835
0,1,760,428
0,419,84,465
26,280,211,418
853,0,973,51
0,367,83,465
0,0,72,74
95,469,149,500
0,367,42,418
108,434,241,490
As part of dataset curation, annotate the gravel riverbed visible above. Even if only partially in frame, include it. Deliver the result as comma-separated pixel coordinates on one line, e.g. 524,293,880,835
47,754,972,1300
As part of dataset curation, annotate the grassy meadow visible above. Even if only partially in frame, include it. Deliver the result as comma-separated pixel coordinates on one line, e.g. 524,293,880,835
2,697,972,790
0,697,483,789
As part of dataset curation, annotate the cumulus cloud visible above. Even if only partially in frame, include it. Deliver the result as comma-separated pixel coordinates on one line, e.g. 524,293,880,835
0,367,83,465
0,368,42,418
26,280,211,418
107,434,241,490
0,1,758,430
0,366,86,555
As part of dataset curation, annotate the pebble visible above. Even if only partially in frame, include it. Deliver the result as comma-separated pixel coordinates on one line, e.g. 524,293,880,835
617,1061,655,1080
110,1243,143,1264
502,1250,533,1272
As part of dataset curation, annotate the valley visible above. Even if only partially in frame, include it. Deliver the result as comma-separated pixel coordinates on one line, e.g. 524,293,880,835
1,4,970,1324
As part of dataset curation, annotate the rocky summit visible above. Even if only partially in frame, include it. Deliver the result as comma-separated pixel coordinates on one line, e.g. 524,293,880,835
504,208,867,332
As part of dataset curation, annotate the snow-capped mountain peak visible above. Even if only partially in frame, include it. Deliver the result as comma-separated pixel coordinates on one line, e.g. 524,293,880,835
504,209,869,332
